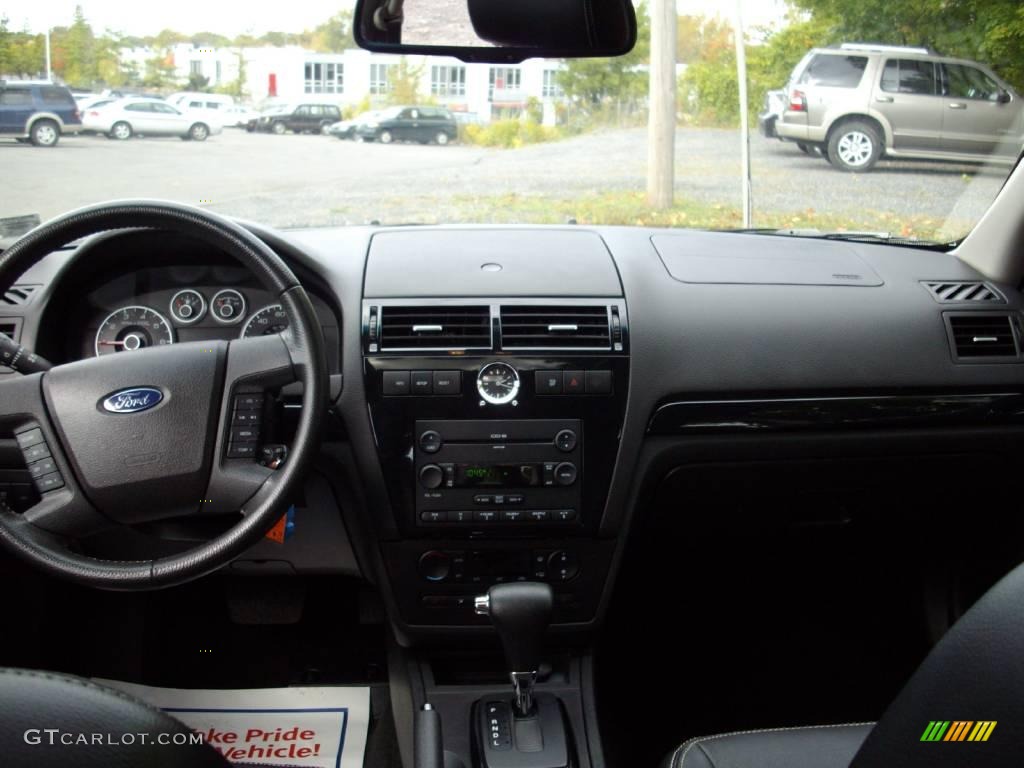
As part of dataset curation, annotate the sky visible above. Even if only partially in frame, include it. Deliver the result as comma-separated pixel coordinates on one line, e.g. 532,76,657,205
1,0,790,37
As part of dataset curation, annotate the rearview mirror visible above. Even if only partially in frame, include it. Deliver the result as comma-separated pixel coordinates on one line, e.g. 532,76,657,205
354,0,638,64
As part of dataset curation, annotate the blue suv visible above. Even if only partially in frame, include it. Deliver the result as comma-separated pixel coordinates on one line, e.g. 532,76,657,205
0,81,82,147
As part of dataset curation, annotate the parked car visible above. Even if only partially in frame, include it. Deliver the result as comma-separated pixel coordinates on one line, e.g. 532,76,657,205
327,111,382,140
0,81,81,147
248,103,342,134
354,105,459,144
758,89,786,139
81,98,222,141
221,104,260,128
777,42,1024,171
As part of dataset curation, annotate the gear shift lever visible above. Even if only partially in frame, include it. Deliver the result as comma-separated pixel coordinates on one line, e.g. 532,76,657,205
475,582,553,716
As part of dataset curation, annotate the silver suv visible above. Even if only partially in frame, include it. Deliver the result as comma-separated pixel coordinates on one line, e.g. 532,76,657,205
776,43,1024,172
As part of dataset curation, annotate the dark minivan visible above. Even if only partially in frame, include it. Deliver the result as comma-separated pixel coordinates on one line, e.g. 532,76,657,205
355,105,458,145
0,81,82,146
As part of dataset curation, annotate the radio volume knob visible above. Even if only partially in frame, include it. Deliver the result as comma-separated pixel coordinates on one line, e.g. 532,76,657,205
419,464,444,489
554,462,578,486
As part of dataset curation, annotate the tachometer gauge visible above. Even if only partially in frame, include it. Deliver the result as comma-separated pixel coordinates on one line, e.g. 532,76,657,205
210,289,246,325
477,362,520,405
241,304,289,338
169,289,206,324
94,306,174,356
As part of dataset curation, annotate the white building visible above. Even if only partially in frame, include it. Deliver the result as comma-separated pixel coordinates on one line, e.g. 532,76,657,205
146,44,565,123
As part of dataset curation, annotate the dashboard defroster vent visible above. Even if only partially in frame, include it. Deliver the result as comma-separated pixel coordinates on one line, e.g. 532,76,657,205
379,305,491,350
924,281,1003,304
500,305,611,349
946,313,1019,360
2,284,40,307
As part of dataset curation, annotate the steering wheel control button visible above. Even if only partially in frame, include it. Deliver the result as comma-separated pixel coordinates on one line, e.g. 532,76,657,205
554,429,578,452
419,430,443,454
419,464,444,489
563,370,585,394
235,394,264,410
420,510,447,524
554,462,578,486
585,370,613,394
383,370,410,395
35,471,65,494
418,550,452,582
21,442,51,464
231,427,259,442
411,371,433,394
15,428,45,450
548,550,580,581
27,457,57,479
536,370,562,395
227,443,257,459
232,410,261,426
433,371,461,394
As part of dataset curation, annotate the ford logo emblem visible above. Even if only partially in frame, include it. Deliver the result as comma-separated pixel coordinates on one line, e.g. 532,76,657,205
101,387,164,414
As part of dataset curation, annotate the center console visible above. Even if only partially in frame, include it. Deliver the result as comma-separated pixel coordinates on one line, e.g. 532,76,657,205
362,297,629,629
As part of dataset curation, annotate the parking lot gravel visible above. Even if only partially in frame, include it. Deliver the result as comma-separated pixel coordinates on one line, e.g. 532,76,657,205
1,126,1011,233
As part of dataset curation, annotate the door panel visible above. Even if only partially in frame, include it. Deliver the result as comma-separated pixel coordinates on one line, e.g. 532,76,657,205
941,63,1023,156
876,59,943,151
0,89,35,133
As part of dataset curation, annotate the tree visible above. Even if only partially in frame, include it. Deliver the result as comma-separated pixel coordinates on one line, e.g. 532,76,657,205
557,1,651,106
143,51,177,88
310,10,354,53
386,57,424,105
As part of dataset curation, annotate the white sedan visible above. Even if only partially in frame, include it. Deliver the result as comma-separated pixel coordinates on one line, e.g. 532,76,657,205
82,99,223,141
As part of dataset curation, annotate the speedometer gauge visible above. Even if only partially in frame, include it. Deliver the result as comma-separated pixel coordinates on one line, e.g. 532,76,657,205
94,306,174,356
241,305,289,338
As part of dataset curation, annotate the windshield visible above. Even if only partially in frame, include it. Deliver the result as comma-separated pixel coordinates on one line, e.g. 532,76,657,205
1,1,1021,241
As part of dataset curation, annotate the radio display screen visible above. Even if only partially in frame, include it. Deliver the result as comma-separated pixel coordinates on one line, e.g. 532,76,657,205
456,463,542,487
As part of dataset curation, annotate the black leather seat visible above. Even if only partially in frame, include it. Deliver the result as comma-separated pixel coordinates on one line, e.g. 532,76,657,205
664,561,1024,768
0,668,227,767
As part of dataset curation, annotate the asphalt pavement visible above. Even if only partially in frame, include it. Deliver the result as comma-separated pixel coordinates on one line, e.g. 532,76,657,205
1,126,1011,233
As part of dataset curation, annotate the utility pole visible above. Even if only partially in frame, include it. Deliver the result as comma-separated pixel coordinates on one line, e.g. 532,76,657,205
45,29,52,81
647,0,677,209
733,2,752,226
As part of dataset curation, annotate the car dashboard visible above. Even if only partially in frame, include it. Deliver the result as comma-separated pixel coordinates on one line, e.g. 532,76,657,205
4,221,1024,640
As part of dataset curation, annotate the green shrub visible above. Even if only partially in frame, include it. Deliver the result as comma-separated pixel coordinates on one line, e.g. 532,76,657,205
461,118,562,148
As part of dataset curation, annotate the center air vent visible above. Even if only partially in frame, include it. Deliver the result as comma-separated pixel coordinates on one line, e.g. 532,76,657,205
379,305,491,350
500,305,611,349
947,313,1019,360
924,281,1003,304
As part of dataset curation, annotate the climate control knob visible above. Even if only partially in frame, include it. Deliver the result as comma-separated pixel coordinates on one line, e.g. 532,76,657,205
554,462,578,486
419,464,444,489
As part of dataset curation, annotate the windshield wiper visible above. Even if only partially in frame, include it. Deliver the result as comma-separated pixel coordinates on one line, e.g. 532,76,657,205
726,227,956,251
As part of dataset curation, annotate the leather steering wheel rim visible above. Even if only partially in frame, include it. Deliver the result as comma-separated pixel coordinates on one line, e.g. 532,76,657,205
0,200,328,590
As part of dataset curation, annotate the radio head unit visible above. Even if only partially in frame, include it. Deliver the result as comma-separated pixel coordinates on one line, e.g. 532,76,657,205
414,419,582,529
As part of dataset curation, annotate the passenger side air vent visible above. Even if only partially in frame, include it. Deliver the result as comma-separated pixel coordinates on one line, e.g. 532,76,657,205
1,284,40,307
946,313,1019,360
500,305,611,349
924,281,1003,304
379,305,491,350
0,320,19,341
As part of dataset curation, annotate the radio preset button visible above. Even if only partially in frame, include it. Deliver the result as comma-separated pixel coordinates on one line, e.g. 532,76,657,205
501,509,524,522
420,510,447,523
475,510,498,523
554,462,578,486
528,510,550,522
419,430,443,454
419,464,444,490
554,429,577,452
554,508,578,522
450,510,473,523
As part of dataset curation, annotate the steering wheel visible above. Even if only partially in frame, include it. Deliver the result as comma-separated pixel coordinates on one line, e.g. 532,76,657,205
0,201,327,590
